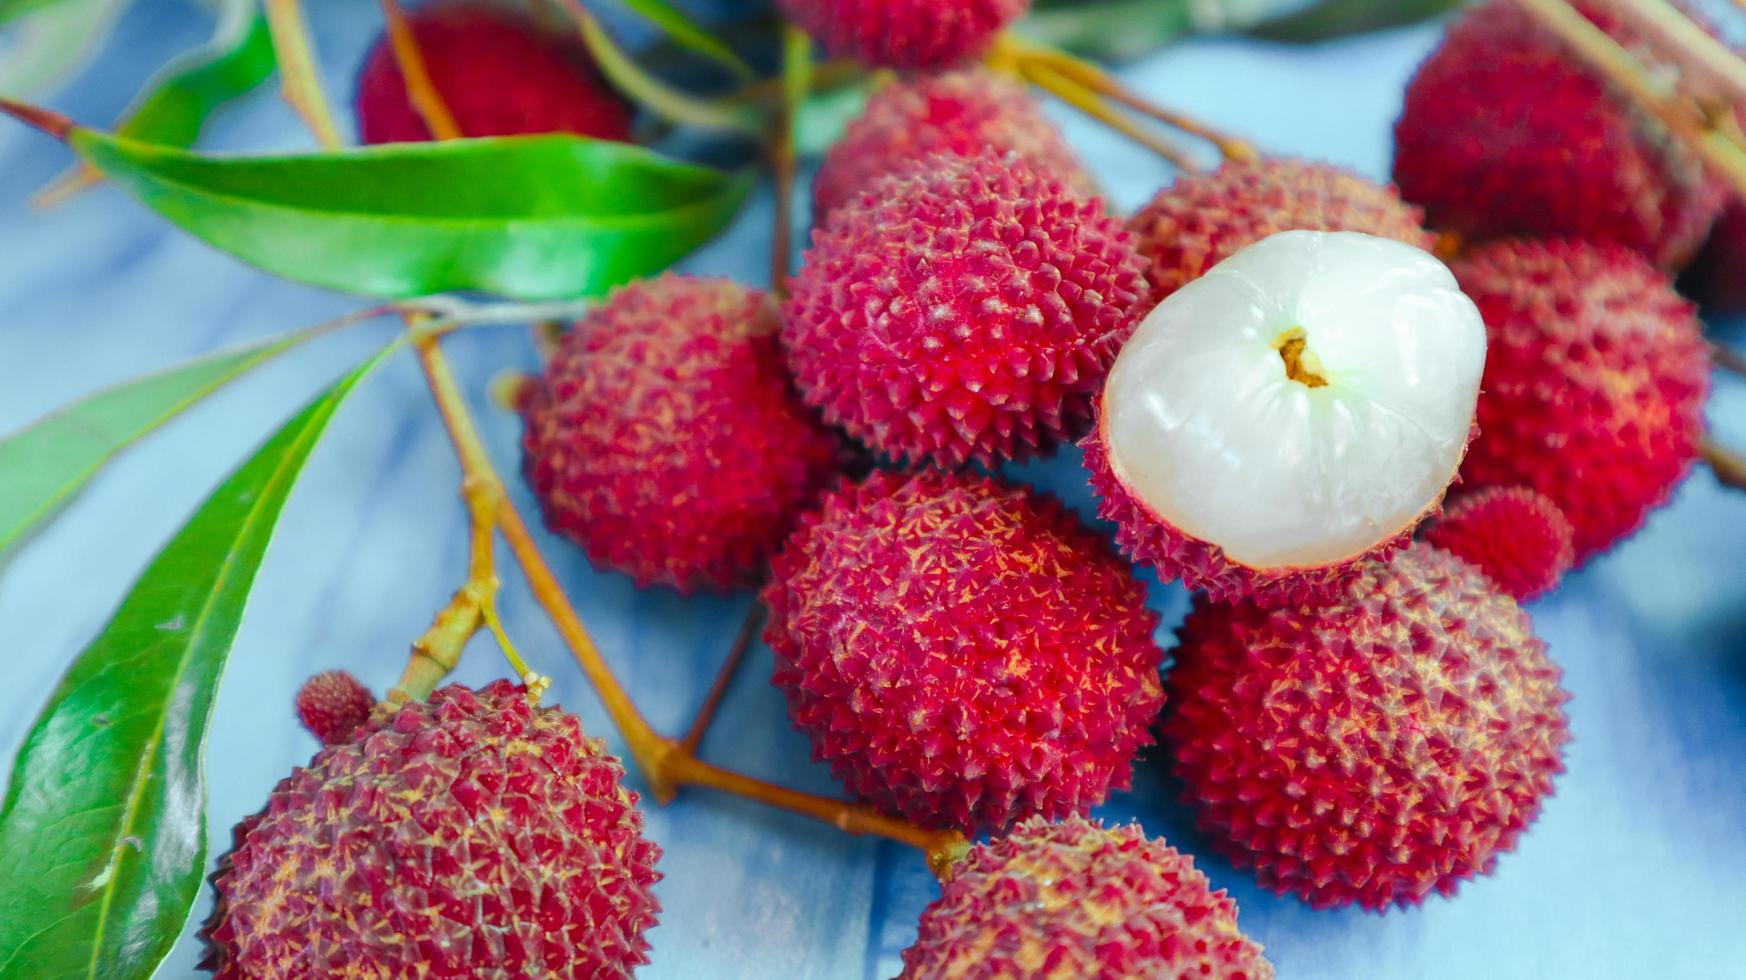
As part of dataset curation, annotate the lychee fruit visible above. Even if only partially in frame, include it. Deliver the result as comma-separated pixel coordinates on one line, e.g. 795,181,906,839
1163,542,1571,911
1683,203,1746,312
1422,486,1576,601
1085,230,1486,607
1128,157,1432,302
783,150,1150,467
292,670,374,745
1451,238,1709,563
900,815,1274,979
202,681,662,977
778,0,1029,70
355,1,633,144
761,469,1165,836
812,67,1092,220
521,274,843,593
1393,0,1728,268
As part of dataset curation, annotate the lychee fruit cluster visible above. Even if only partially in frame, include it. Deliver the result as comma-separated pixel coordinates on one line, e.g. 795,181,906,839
783,150,1150,467
355,1,633,144
1422,486,1575,602
1451,238,1709,563
1163,542,1571,910
521,274,842,593
1393,0,1727,268
1086,230,1485,607
292,669,374,745
813,68,1092,219
203,681,662,978
762,469,1165,835
1128,157,1432,301
779,0,1030,70
900,816,1273,979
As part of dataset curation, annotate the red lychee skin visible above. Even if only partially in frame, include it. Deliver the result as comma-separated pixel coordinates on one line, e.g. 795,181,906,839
521,274,843,593
900,815,1274,980
292,670,374,745
1422,486,1576,602
783,150,1151,468
202,681,661,978
813,68,1092,220
354,2,633,144
1129,157,1433,301
1451,239,1709,563
1163,543,1571,912
778,0,1029,70
1683,203,1746,312
761,469,1165,836
1080,411,1435,608
1393,0,1727,268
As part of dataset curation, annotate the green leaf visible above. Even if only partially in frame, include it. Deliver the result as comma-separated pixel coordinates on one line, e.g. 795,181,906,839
0,0,132,97
69,131,755,299
0,314,351,562
612,0,753,80
1021,0,1198,62
1248,0,1464,42
0,346,390,980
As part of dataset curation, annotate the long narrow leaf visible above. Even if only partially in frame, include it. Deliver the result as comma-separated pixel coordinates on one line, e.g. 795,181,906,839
612,0,754,80
0,0,131,97
68,130,754,299
0,311,369,561
0,346,390,979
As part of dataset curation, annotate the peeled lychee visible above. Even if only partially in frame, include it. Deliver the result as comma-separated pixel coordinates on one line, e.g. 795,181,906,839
784,150,1149,467
292,670,374,745
1451,238,1709,563
1393,0,1727,268
778,0,1028,70
521,274,842,593
1422,486,1575,601
1085,230,1486,607
813,67,1091,220
1128,157,1432,302
762,469,1164,835
203,681,661,977
1164,542,1571,911
355,1,633,144
900,815,1273,979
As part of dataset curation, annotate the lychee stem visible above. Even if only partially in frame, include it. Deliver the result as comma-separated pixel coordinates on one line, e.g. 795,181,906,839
1592,0,1746,109
770,21,810,294
679,603,764,755
1702,438,1746,491
1013,57,1198,170
1513,0,1746,202
565,0,765,137
1711,341,1746,379
378,0,463,140
0,97,74,141
264,0,344,149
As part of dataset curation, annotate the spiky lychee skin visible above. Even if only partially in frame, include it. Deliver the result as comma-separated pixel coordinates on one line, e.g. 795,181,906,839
1684,203,1746,312
900,815,1274,980
292,670,374,745
355,2,633,144
1451,239,1709,563
203,681,661,978
1423,486,1576,601
1163,543,1571,911
521,274,842,593
778,0,1028,70
1081,416,1429,609
762,469,1165,835
813,68,1092,220
1393,0,1727,268
1128,157,1432,301
783,151,1150,467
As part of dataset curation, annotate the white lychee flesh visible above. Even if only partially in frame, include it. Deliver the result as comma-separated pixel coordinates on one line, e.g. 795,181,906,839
1102,230,1484,569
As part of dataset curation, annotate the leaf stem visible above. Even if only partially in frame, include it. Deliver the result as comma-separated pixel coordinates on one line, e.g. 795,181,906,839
378,0,463,141
1703,437,1746,491
263,0,344,149
679,602,763,755
1513,0,1746,201
0,96,73,140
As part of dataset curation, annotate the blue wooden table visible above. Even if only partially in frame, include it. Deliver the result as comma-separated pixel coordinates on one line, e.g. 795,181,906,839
3,3,1744,977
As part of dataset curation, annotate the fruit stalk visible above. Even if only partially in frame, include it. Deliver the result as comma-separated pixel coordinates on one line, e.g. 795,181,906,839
1012,56,1197,169
679,603,764,755
565,0,764,135
1702,439,1746,491
264,0,344,149
1591,0,1746,108
377,0,463,140
771,22,810,292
